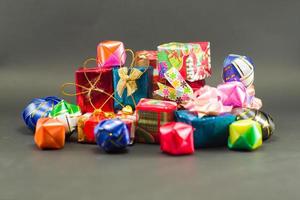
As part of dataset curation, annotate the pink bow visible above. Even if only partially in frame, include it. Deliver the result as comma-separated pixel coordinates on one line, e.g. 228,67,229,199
184,81,262,118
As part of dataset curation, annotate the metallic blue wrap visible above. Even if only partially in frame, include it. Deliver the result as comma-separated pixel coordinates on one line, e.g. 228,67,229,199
22,96,62,131
222,54,254,87
175,110,236,148
94,119,130,153
113,66,153,111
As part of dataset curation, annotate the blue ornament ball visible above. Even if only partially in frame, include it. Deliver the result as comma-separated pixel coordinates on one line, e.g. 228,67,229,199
94,119,130,153
22,96,62,130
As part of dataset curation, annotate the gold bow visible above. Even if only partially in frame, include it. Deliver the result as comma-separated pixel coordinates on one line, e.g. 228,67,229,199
116,67,143,97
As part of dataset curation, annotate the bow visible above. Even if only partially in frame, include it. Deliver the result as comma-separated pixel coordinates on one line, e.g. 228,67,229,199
116,67,143,97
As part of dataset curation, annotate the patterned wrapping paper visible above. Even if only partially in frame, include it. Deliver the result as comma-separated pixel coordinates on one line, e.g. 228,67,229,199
222,54,254,88
228,119,263,151
175,110,236,148
97,41,126,68
75,67,114,113
157,42,211,82
160,122,194,155
112,66,153,111
22,96,62,130
94,119,130,153
34,118,66,150
231,108,275,140
49,100,81,135
135,98,177,144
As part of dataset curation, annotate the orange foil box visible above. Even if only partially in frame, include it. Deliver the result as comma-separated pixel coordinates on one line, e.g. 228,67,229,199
34,118,66,150
97,41,126,67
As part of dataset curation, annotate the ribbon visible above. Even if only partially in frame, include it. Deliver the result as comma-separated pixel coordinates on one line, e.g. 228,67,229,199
116,67,143,97
184,81,262,118
154,67,193,103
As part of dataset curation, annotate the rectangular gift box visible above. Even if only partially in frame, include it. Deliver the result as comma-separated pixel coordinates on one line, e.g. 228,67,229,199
112,66,153,111
75,67,114,113
135,98,177,144
157,42,211,82
175,110,236,148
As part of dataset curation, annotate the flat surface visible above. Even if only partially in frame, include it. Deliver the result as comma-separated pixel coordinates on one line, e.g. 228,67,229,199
1,0,300,199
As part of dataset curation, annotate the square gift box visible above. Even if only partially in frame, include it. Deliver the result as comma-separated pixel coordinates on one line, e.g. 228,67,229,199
135,98,177,144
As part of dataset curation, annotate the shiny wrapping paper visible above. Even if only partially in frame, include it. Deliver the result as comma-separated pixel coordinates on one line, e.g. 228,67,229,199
49,100,81,135
34,118,65,150
135,98,177,144
175,110,236,148
22,96,62,130
222,54,254,88
75,67,114,113
160,122,194,155
231,108,275,140
228,119,263,151
116,107,137,144
97,40,126,68
113,66,153,111
77,113,92,143
158,42,211,82
82,111,115,143
94,119,130,153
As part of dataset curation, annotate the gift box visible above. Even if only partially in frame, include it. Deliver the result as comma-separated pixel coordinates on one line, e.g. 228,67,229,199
80,110,115,143
75,67,114,113
231,108,275,140
135,98,177,144
95,119,130,153
228,119,263,151
97,40,126,68
34,118,65,150
134,50,159,90
49,100,81,135
113,66,153,111
116,106,137,144
175,110,236,148
160,122,194,155
157,42,211,82
22,96,62,130
77,113,92,143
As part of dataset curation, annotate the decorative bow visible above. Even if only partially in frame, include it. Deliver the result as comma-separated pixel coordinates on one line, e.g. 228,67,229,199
116,67,143,97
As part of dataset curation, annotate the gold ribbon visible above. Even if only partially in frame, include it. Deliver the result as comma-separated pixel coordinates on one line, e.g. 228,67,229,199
116,67,143,97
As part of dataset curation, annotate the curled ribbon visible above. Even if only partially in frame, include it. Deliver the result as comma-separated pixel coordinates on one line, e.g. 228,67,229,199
116,67,143,97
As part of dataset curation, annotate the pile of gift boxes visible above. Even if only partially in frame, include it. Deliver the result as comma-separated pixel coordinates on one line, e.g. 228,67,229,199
22,40,275,155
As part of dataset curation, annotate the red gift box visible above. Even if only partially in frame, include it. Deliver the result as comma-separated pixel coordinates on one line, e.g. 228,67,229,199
135,98,177,144
160,122,194,155
75,67,114,113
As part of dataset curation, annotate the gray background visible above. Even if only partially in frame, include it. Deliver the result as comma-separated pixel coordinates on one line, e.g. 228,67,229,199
0,0,299,199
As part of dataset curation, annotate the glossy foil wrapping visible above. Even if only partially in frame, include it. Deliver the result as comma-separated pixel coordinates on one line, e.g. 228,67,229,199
97,40,126,68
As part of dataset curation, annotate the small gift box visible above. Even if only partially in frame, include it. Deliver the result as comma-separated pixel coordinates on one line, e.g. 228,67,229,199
95,119,130,153
157,42,211,82
135,98,177,144
75,67,114,113
77,113,92,143
231,108,275,140
175,110,236,148
113,66,153,111
81,111,115,143
97,41,126,68
228,119,263,151
34,118,66,150
116,106,137,144
160,122,194,155
49,100,81,135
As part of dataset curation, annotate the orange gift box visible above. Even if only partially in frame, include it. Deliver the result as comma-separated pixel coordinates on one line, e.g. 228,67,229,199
34,118,65,150
97,40,126,67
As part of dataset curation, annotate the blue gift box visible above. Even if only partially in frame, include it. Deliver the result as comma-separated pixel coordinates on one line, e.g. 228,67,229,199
113,66,153,111
175,110,236,148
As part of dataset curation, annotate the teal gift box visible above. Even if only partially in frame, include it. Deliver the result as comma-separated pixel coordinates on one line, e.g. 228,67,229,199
175,110,236,148
113,66,153,111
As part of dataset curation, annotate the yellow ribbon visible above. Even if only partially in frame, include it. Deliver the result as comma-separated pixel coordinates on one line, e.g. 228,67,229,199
116,67,143,97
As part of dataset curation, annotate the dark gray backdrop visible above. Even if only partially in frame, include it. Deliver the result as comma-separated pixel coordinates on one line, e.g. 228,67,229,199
0,0,299,199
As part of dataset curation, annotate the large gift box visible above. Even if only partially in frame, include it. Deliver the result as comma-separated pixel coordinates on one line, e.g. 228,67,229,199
75,67,114,113
135,98,177,144
175,110,236,148
113,66,153,111
157,42,211,82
